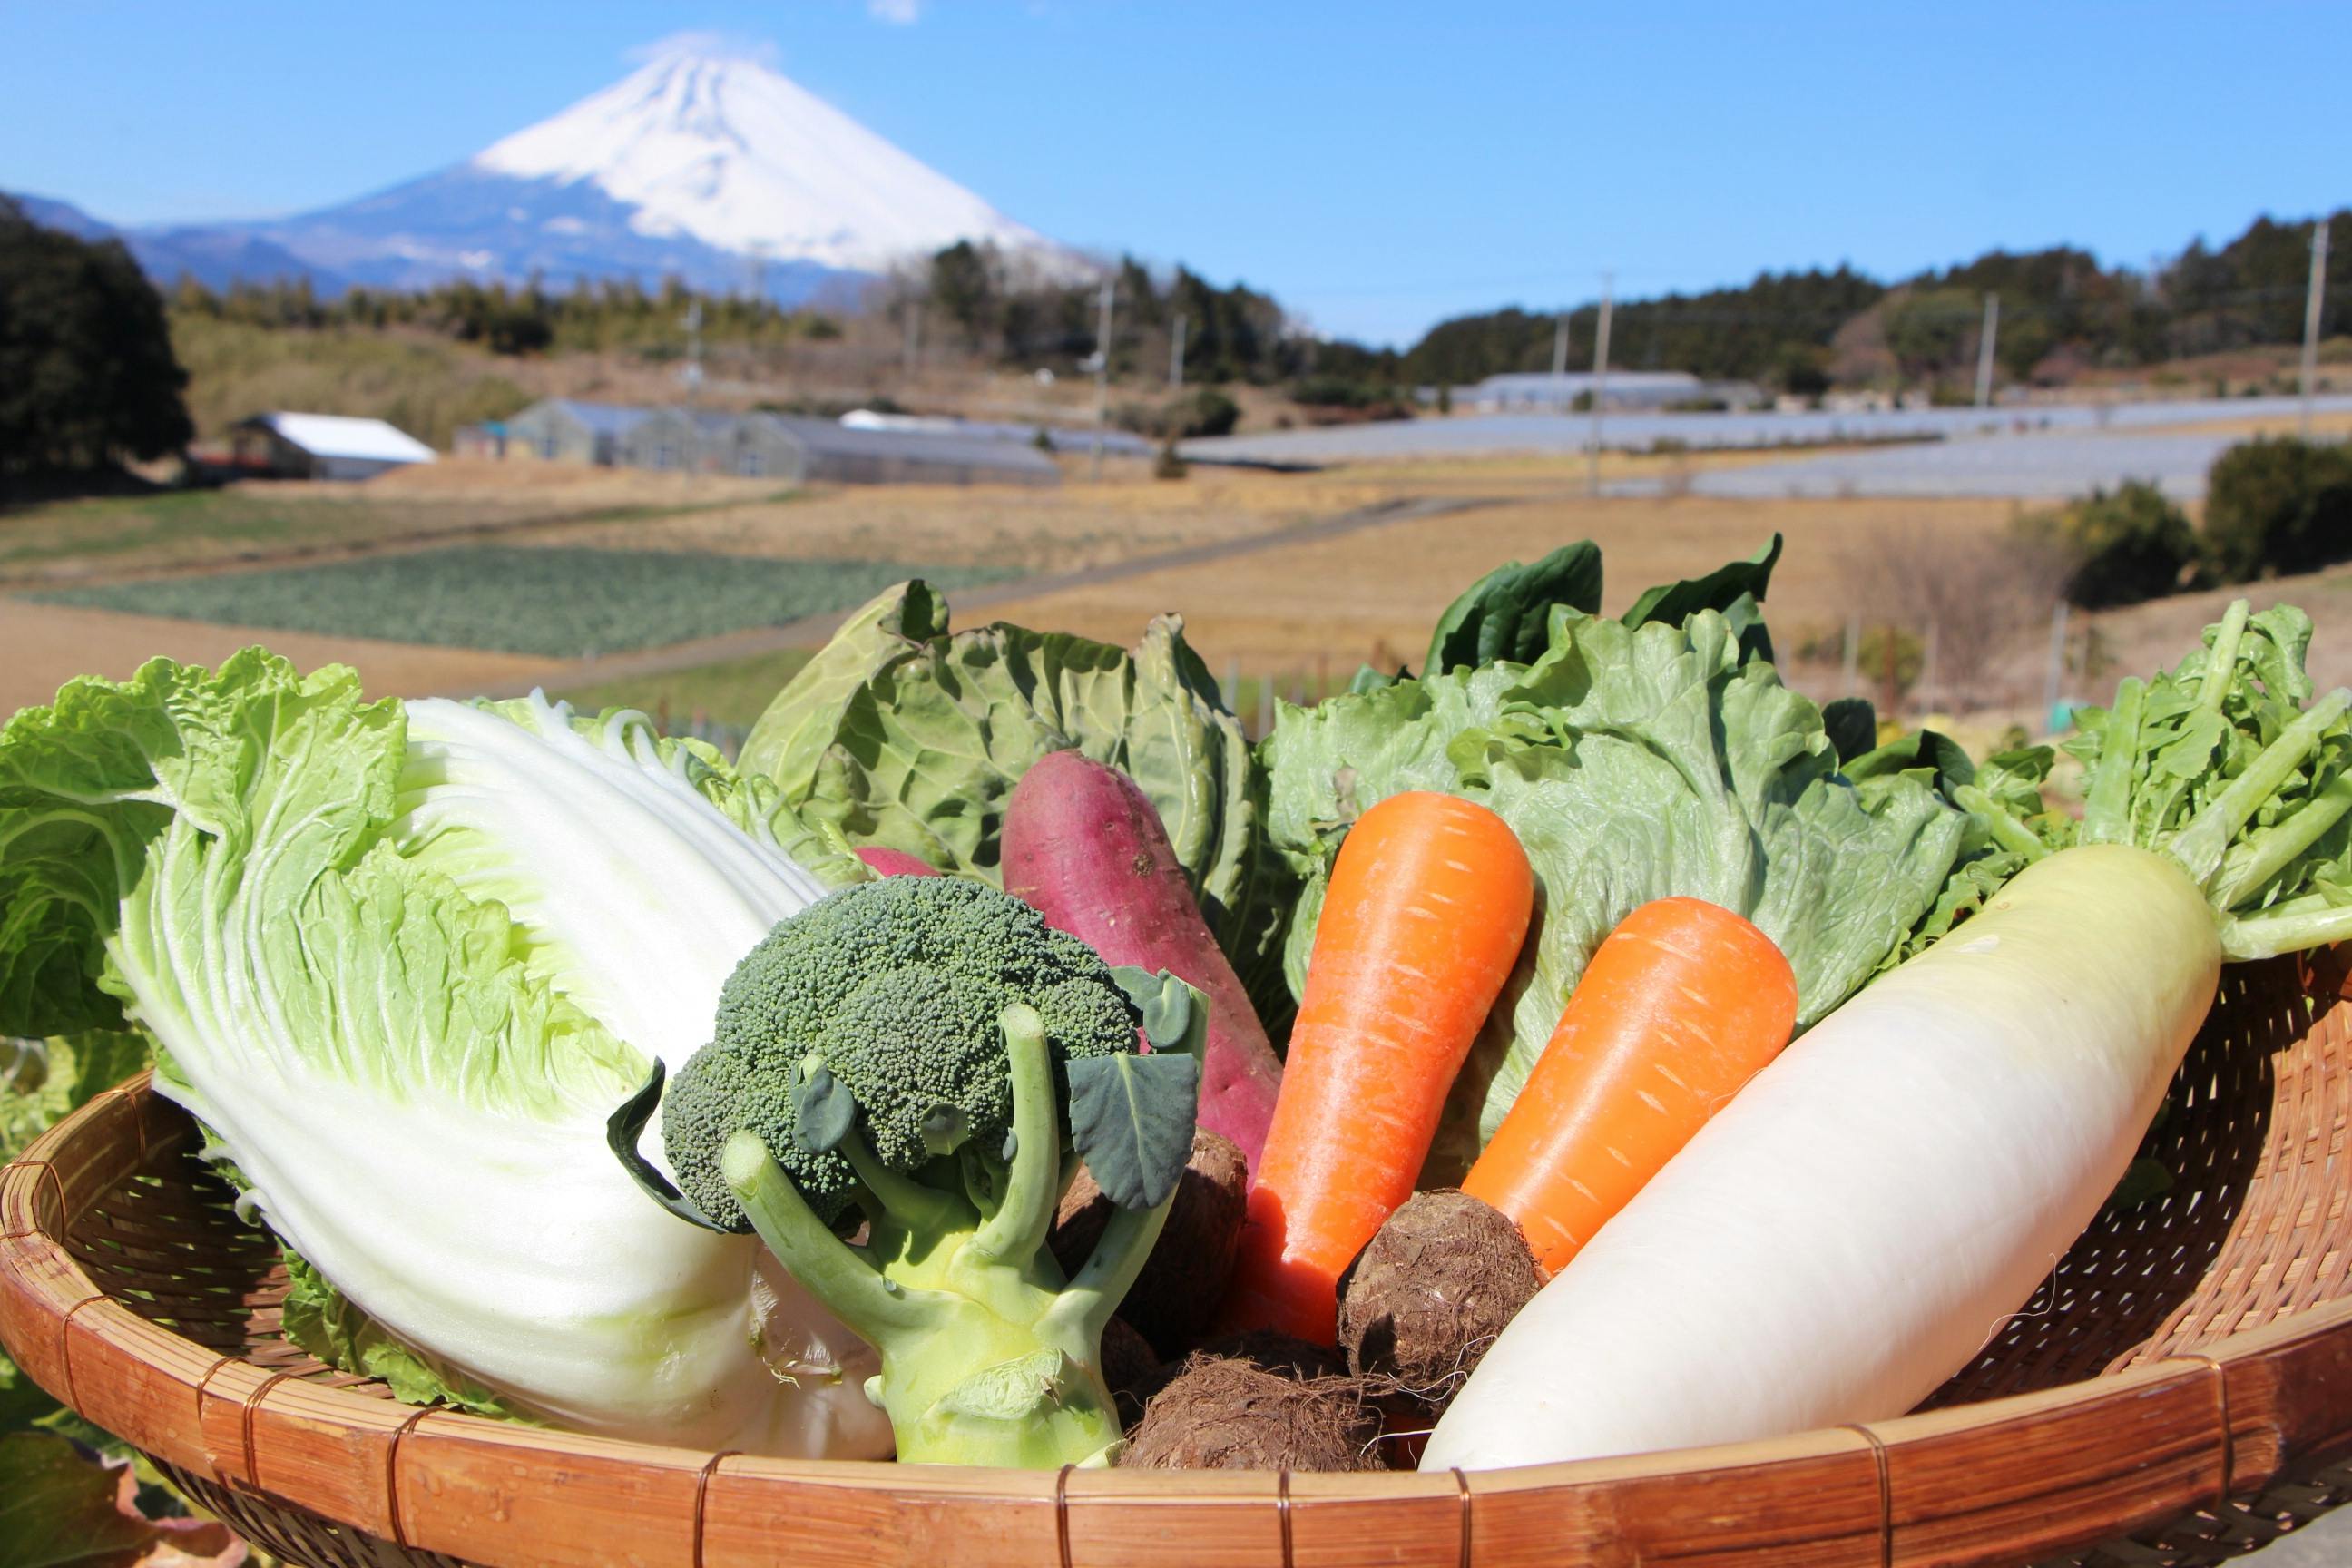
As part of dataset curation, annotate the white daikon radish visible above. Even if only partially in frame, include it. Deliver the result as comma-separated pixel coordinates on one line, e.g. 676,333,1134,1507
1425,601,2352,1471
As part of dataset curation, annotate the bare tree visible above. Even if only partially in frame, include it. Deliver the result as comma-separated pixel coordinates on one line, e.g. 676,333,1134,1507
1837,521,2067,712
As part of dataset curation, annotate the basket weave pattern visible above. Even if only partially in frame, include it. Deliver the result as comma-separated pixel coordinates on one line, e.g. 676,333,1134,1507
5,951,2351,1568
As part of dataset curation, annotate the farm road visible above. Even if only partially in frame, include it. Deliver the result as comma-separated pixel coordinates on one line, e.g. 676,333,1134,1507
481,491,1503,698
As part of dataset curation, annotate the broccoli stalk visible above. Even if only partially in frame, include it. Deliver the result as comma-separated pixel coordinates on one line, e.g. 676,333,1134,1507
719,1004,1169,1468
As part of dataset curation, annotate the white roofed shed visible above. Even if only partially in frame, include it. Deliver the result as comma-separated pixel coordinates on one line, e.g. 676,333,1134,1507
230,413,437,481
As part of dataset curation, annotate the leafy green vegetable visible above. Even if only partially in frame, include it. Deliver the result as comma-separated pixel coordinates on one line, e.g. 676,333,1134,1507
1267,587,1965,1177
1615,533,1783,664
0,651,889,1456
740,582,1296,1027
2049,602,2352,956
1425,542,1604,675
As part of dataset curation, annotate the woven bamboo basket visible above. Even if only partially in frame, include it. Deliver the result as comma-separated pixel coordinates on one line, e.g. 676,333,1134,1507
5,950,2352,1568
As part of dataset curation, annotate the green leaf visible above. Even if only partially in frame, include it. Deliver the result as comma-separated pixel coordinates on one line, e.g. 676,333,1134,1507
738,581,948,798
1423,542,1604,676
1065,1052,1200,1210
1820,698,1879,765
1618,534,1784,665
1107,967,1206,1054
279,1252,517,1419
0,1430,244,1568
791,1061,858,1154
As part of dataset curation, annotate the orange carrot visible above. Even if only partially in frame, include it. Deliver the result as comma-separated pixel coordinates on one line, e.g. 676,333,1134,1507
1461,896,1798,1278
1220,791,1534,1345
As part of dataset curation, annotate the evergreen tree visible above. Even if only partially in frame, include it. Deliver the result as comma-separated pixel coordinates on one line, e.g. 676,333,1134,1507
0,197,193,474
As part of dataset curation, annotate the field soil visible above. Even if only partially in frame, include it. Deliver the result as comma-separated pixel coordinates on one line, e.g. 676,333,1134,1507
13,442,2352,739
0,599,545,712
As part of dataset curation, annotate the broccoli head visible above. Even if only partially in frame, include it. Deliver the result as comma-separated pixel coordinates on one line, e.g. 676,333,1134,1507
663,875,1139,1228
631,872,1208,1469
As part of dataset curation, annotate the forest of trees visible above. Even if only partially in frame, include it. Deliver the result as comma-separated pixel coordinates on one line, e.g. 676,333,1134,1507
17,200,2346,469
1408,210,2348,395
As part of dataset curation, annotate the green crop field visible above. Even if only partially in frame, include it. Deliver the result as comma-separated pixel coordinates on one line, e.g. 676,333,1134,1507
30,545,1020,659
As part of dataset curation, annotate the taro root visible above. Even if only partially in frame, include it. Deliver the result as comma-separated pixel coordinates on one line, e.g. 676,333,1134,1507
1190,1330,1347,1382
1100,1315,1162,1427
1120,1353,1385,1472
1053,1128,1248,1358
1336,1189,1541,1416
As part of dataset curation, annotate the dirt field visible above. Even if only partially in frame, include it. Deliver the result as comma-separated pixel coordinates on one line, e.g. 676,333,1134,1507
0,599,546,712
976,492,2024,674
11,442,2352,733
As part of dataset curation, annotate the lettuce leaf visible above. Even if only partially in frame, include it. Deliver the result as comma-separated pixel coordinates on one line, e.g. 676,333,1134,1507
1265,606,1965,1177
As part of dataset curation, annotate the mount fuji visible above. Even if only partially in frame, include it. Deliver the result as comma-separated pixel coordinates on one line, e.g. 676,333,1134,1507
24,45,1069,300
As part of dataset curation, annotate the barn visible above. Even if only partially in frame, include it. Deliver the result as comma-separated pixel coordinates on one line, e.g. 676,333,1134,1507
227,413,436,481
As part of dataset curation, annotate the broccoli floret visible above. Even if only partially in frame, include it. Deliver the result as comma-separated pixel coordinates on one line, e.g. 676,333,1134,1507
645,876,1204,1469
663,877,1139,1224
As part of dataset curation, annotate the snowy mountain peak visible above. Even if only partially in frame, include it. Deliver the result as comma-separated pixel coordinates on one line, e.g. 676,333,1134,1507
473,48,1050,272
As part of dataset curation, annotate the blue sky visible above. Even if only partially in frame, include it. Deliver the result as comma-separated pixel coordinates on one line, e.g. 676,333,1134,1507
2,0,2344,345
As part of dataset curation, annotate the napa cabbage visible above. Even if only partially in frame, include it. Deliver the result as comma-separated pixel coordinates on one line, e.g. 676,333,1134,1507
0,651,892,1457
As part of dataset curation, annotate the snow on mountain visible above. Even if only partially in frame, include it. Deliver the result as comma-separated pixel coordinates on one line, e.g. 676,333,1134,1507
473,45,1052,273
23,43,1067,299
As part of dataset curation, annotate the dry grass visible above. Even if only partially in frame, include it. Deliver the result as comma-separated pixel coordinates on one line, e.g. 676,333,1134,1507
975,492,2023,676
515,461,1400,574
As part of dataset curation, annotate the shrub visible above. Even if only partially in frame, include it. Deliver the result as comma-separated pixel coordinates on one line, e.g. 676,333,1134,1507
2019,481,2200,609
1164,387,1240,439
2203,436,2352,583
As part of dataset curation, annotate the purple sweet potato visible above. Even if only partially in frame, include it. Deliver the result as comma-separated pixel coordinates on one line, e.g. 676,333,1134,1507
854,846,939,878
1002,750,1282,1175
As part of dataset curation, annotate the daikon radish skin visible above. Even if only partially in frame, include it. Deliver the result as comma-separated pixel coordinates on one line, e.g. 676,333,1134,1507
1421,844,2220,1469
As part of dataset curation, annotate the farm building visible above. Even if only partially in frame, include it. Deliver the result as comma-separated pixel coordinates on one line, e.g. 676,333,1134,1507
502,400,658,465
1446,371,1765,414
226,413,436,481
495,398,1058,486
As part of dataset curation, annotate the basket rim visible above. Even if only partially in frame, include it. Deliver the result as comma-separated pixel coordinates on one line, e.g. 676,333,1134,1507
7,1067,2352,1566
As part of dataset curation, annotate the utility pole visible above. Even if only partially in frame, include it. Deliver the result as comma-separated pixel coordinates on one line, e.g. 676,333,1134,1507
2302,220,2332,439
901,294,921,378
1551,312,1571,380
1170,312,1188,389
1585,272,1613,498
1974,292,2001,409
1090,277,1114,483
2043,600,2071,732
679,299,703,487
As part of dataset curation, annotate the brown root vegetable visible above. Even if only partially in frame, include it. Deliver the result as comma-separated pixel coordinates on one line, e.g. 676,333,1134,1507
1100,1315,1162,1428
1053,1129,1248,1359
1120,1354,1385,1472
1189,1330,1347,1382
1336,1189,1541,1416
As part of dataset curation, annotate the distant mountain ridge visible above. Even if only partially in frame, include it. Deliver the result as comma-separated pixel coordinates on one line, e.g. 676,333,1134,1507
11,44,1065,301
